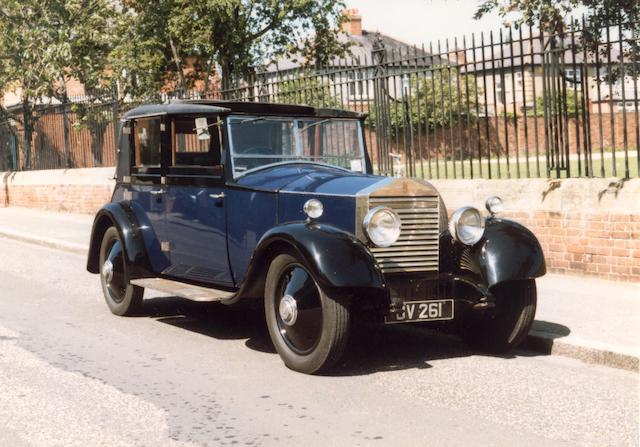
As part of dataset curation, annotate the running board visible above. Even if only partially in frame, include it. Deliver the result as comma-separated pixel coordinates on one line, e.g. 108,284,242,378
131,278,235,302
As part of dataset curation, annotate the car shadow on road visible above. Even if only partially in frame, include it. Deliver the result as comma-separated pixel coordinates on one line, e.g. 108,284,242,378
334,319,568,376
141,295,275,350
140,296,570,376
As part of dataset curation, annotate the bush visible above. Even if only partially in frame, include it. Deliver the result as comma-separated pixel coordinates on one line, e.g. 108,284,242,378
529,89,583,117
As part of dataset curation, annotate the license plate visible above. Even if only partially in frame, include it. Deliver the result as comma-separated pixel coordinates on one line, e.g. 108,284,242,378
385,299,454,324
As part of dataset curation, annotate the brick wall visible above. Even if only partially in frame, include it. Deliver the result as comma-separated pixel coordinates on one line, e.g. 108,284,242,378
500,210,639,282
1,168,638,282
432,178,640,282
0,168,114,215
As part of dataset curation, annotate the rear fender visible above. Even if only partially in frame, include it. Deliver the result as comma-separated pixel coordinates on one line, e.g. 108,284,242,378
86,202,155,278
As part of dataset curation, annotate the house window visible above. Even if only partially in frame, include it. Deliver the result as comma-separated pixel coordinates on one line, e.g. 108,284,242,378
564,68,582,84
617,101,638,112
349,70,365,97
515,71,523,88
496,77,505,104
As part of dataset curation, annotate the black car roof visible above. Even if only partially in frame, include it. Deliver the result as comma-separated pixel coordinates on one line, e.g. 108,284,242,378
123,103,231,120
123,100,365,120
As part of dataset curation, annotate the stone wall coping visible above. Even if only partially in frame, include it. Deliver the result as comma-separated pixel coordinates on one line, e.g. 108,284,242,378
1,167,116,186
430,178,640,215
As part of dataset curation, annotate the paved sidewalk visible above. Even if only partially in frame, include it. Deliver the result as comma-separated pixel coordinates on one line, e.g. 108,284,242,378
0,207,93,253
0,206,638,371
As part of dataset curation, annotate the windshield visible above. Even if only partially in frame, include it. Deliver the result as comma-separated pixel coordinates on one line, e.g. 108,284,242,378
227,116,366,177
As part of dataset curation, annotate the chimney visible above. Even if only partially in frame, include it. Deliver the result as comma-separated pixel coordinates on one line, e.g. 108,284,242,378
341,9,362,36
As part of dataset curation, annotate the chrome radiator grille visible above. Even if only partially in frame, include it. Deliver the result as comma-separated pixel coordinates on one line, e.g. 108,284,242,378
368,196,440,274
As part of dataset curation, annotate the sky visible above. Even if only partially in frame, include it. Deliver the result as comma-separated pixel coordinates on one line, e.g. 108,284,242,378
345,0,508,46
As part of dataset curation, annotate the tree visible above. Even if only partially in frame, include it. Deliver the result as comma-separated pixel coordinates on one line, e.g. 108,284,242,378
109,0,190,100
0,0,118,168
181,0,351,87
114,0,351,95
475,0,639,71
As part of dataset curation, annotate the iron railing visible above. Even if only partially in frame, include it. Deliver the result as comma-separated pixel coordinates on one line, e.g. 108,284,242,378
1,20,638,179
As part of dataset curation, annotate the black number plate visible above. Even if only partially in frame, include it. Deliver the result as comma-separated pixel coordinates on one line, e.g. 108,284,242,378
385,299,454,324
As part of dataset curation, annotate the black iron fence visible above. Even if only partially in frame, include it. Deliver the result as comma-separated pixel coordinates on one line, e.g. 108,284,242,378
1,20,638,179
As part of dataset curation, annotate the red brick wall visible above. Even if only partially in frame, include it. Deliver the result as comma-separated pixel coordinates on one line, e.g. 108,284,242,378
2,184,113,214
0,167,115,215
502,211,640,282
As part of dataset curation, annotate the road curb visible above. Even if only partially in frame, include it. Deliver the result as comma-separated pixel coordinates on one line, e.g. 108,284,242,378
523,332,639,372
0,228,88,255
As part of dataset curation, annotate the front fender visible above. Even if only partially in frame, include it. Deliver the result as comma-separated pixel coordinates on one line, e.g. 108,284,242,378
236,221,386,301
86,202,153,278
471,218,546,287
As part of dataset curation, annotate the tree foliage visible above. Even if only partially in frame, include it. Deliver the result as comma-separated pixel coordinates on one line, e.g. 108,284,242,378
111,0,350,97
531,88,583,117
274,73,342,109
0,0,117,166
475,0,639,72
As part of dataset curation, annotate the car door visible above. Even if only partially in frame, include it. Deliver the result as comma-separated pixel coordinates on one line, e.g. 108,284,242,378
162,115,233,286
128,116,170,274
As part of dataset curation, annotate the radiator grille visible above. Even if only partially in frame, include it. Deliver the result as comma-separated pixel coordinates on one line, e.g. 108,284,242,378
368,196,440,274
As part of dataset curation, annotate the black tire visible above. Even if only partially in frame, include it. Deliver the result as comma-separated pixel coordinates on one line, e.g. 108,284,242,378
264,253,350,374
98,227,144,316
461,279,537,353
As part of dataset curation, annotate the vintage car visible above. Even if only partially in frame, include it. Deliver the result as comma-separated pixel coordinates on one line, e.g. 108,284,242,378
86,100,545,374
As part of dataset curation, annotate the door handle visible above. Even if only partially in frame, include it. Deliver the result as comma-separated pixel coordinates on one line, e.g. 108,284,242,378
208,192,225,199
150,190,165,196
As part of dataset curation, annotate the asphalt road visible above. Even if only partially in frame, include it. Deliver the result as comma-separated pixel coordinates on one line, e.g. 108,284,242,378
0,237,637,447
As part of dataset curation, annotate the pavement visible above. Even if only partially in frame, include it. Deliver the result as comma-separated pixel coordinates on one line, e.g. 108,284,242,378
0,205,638,372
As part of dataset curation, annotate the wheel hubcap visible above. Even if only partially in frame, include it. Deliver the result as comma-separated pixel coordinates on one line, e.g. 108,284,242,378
279,294,298,326
102,259,114,284
103,239,126,303
275,265,323,355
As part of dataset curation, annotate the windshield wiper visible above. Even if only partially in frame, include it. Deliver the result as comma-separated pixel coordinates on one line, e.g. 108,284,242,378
299,119,331,132
230,117,284,125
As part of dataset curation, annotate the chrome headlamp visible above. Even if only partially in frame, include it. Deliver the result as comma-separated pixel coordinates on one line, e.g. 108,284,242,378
449,206,485,246
363,206,401,247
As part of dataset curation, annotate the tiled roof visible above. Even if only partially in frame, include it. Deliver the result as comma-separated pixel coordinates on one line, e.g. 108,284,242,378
264,30,447,72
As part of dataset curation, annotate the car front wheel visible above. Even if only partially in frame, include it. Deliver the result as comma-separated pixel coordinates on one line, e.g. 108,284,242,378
99,227,144,316
265,253,350,374
461,279,537,353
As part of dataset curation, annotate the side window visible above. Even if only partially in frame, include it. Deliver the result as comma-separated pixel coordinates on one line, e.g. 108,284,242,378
132,118,162,169
171,116,222,168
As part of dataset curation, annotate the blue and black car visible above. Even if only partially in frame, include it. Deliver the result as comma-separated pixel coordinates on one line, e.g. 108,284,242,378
87,100,545,374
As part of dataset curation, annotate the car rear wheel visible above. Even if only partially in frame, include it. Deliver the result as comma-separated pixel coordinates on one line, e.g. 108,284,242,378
461,279,537,353
264,253,350,374
99,227,144,316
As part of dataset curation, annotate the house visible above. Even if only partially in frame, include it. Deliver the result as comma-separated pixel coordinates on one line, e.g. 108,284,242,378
1,77,87,109
260,9,448,110
457,32,640,116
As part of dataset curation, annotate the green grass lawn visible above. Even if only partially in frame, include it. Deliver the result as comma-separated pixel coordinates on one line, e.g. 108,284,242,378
376,153,639,180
